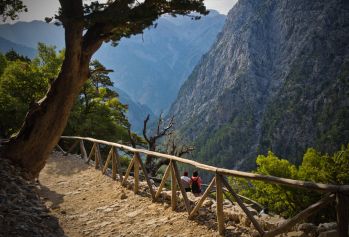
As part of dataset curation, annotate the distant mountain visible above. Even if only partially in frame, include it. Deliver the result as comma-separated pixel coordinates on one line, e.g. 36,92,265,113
0,36,36,58
95,11,226,114
0,20,64,49
0,11,225,115
168,0,349,170
114,88,154,133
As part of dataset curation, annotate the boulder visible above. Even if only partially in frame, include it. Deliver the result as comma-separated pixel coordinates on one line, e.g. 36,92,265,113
203,199,214,208
298,223,317,235
224,209,240,223
318,222,337,233
318,230,338,237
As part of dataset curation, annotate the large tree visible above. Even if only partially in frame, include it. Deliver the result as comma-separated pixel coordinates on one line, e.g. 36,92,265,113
0,0,207,179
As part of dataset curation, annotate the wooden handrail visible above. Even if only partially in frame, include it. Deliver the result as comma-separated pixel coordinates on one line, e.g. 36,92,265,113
61,136,349,192
61,136,349,237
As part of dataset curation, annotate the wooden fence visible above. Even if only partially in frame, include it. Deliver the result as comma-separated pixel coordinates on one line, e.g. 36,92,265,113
60,136,349,237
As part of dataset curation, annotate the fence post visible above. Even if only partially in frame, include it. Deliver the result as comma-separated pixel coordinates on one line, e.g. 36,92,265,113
216,174,225,236
102,147,113,174
171,161,177,211
94,143,101,169
134,153,155,200
86,143,96,164
79,140,87,161
112,148,123,181
189,177,216,219
155,164,171,200
122,157,135,186
111,147,117,180
171,160,191,213
336,192,349,237
133,153,139,194
67,140,79,155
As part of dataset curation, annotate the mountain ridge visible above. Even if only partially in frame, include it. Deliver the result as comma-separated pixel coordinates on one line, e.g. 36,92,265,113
0,12,225,129
0,36,36,58
168,0,349,170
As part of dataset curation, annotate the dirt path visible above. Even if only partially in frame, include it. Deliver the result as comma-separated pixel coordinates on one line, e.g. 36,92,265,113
38,152,222,237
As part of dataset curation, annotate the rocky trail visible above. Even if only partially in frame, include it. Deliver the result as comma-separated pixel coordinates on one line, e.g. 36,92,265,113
1,151,339,237
37,152,246,237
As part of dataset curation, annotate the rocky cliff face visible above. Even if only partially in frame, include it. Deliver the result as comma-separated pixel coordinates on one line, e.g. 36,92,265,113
168,0,349,170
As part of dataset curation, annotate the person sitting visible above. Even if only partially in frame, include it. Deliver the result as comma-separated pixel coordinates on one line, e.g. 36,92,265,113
191,170,202,196
180,171,191,192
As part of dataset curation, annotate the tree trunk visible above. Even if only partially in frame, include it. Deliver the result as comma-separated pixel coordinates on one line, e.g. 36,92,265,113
0,19,94,179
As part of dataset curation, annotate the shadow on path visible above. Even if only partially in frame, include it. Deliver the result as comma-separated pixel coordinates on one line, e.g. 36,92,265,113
38,184,65,209
44,154,89,177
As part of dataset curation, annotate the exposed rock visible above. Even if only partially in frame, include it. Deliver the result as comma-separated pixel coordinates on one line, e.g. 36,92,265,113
168,0,349,170
203,199,214,208
246,206,258,216
318,222,337,233
163,203,170,209
298,223,317,235
224,209,240,223
286,231,307,237
318,230,339,237
0,157,64,237
120,192,128,200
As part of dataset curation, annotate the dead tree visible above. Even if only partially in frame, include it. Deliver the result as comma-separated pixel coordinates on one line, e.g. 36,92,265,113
142,115,194,177
142,113,173,176
152,132,195,174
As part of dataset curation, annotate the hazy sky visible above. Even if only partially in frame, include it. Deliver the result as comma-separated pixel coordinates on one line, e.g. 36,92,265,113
18,0,237,22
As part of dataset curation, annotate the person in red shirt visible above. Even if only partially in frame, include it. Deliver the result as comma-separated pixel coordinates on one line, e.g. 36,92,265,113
191,170,202,196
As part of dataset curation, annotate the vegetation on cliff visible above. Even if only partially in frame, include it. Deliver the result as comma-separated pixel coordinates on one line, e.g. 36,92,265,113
231,145,349,221
168,0,349,171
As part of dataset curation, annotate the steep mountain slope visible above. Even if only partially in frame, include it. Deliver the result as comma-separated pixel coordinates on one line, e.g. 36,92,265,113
0,37,36,58
113,88,154,133
168,0,349,170
0,12,225,115
95,11,225,114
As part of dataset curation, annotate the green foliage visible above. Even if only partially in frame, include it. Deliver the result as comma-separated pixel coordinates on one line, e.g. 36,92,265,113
1,61,48,104
234,152,302,217
255,151,298,178
0,45,65,137
0,0,27,22
119,155,131,168
0,53,49,137
233,146,349,221
299,146,349,185
64,59,131,143
190,107,258,170
5,49,31,62
0,53,7,76
0,46,137,144
259,58,349,165
32,43,64,82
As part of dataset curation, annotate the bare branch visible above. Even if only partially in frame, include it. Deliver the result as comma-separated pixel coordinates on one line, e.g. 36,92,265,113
143,114,151,144
154,115,174,140
178,145,195,157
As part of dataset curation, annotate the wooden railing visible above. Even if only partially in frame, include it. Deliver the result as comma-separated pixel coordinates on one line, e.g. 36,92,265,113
60,136,349,237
